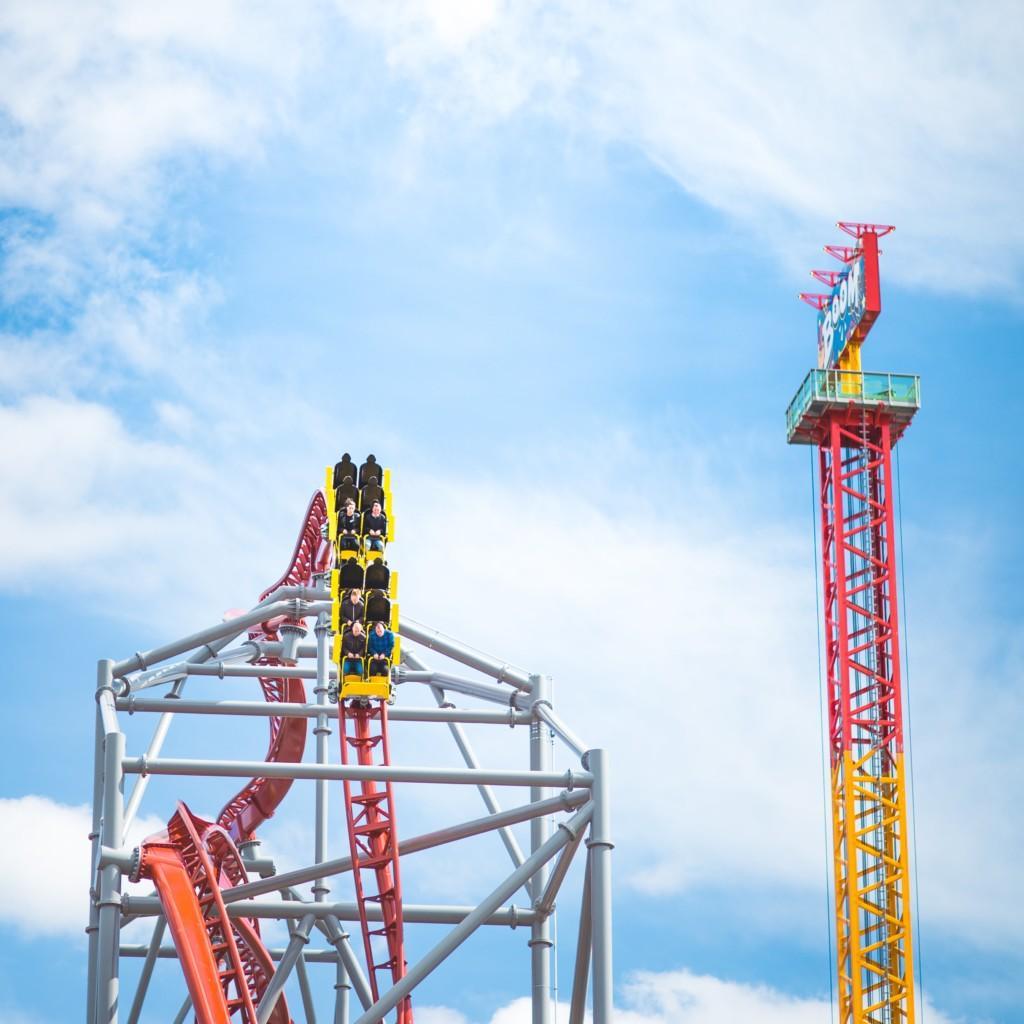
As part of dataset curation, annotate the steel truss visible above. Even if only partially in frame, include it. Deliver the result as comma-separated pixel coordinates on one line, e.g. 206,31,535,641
819,411,914,1024
88,606,612,1024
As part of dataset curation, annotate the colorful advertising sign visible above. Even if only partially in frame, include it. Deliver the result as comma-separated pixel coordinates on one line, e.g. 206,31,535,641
816,256,865,368
814,229,884,368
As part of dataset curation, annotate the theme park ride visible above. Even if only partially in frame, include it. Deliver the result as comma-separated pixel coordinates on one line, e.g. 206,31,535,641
87,457,612,1024
789,222,921,1024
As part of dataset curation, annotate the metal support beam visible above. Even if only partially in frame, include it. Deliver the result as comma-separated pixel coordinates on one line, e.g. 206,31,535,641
568,860,592,1024
120,945,346,964
223,790,588,903
319,912,373,1012
122,632,237,839
172,996,192,1024
353,802,593,1024
529,674,554,1024
399,617,533,691
117,695,532,725
86,704,104,1024
533,701,589,763
536,817,588,917
429,682,527,874
125,917,166,1024
314,613,332,904
585,749,614,1024
398,668,531,709
122,757,588,789
183,663,331,680
112,593,330,677
335,955,351,1024
122,896,538,926
256,913,316,1024
128,642,260,691
295,951,318,1024
95,658,124,1024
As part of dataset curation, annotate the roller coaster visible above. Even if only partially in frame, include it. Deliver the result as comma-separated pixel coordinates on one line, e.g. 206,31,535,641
87,221,922,1024
87,457,612,1024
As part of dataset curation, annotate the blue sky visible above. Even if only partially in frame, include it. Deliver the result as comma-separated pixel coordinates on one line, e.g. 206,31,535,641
1,2,1022,1022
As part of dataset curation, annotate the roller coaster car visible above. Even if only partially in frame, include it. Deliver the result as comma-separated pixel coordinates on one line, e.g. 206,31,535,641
339,657,392,701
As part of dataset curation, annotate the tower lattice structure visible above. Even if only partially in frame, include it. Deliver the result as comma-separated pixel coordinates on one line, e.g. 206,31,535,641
789,222,920,1024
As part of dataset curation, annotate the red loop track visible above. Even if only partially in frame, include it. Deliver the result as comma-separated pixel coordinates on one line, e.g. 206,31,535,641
139,491,332,1023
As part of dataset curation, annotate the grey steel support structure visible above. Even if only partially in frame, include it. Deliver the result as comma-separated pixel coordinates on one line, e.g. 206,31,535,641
87,605,613,1022
529,674,554,1024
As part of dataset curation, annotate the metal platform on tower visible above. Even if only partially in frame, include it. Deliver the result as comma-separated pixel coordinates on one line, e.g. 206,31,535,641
786,368,921,445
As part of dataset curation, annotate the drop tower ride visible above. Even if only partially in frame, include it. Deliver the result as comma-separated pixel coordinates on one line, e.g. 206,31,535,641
787,222,921,1024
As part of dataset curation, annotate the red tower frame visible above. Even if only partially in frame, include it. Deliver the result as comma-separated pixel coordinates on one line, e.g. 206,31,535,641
790,221,918,1024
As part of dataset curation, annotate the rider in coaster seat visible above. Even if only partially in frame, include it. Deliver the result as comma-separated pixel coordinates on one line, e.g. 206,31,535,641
333,453,358,490
362,500,387,553
365,590,390,625
337,498,360,552
335,477,359,508
342,621,366,677
340,587,364,626
364,560,389,592
358,455,381,489
339,559,364,591
367,621,395,677
360,476,384,512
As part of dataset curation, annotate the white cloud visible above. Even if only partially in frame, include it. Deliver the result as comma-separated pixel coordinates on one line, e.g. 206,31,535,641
0,394,283,625
0,795,163,937
334,0,1024,293
0,0,318,222
416,1008,473,1024
438,970,960,1024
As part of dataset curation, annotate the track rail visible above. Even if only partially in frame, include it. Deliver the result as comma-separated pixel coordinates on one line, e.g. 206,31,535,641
218,491,333,842
339,702,411,1023
138,492,331,1022
139,803,287,1024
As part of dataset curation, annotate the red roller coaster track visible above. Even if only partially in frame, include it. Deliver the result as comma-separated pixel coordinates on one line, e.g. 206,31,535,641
339,702,411,1024
136,490,360,1023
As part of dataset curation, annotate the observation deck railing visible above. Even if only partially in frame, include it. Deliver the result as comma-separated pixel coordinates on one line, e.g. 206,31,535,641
786,369,921,445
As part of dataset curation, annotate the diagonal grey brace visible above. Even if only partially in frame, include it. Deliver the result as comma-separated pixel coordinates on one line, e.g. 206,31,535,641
352,802,593,1024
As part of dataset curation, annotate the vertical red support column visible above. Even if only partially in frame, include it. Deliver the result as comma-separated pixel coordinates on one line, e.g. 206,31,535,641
819,411,915,1024
339,702,412,1024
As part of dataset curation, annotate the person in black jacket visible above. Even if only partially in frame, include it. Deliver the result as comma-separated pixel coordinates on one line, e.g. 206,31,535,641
340,588,364,625
337,498,360,551
362,500,387,552
342,622,365,677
